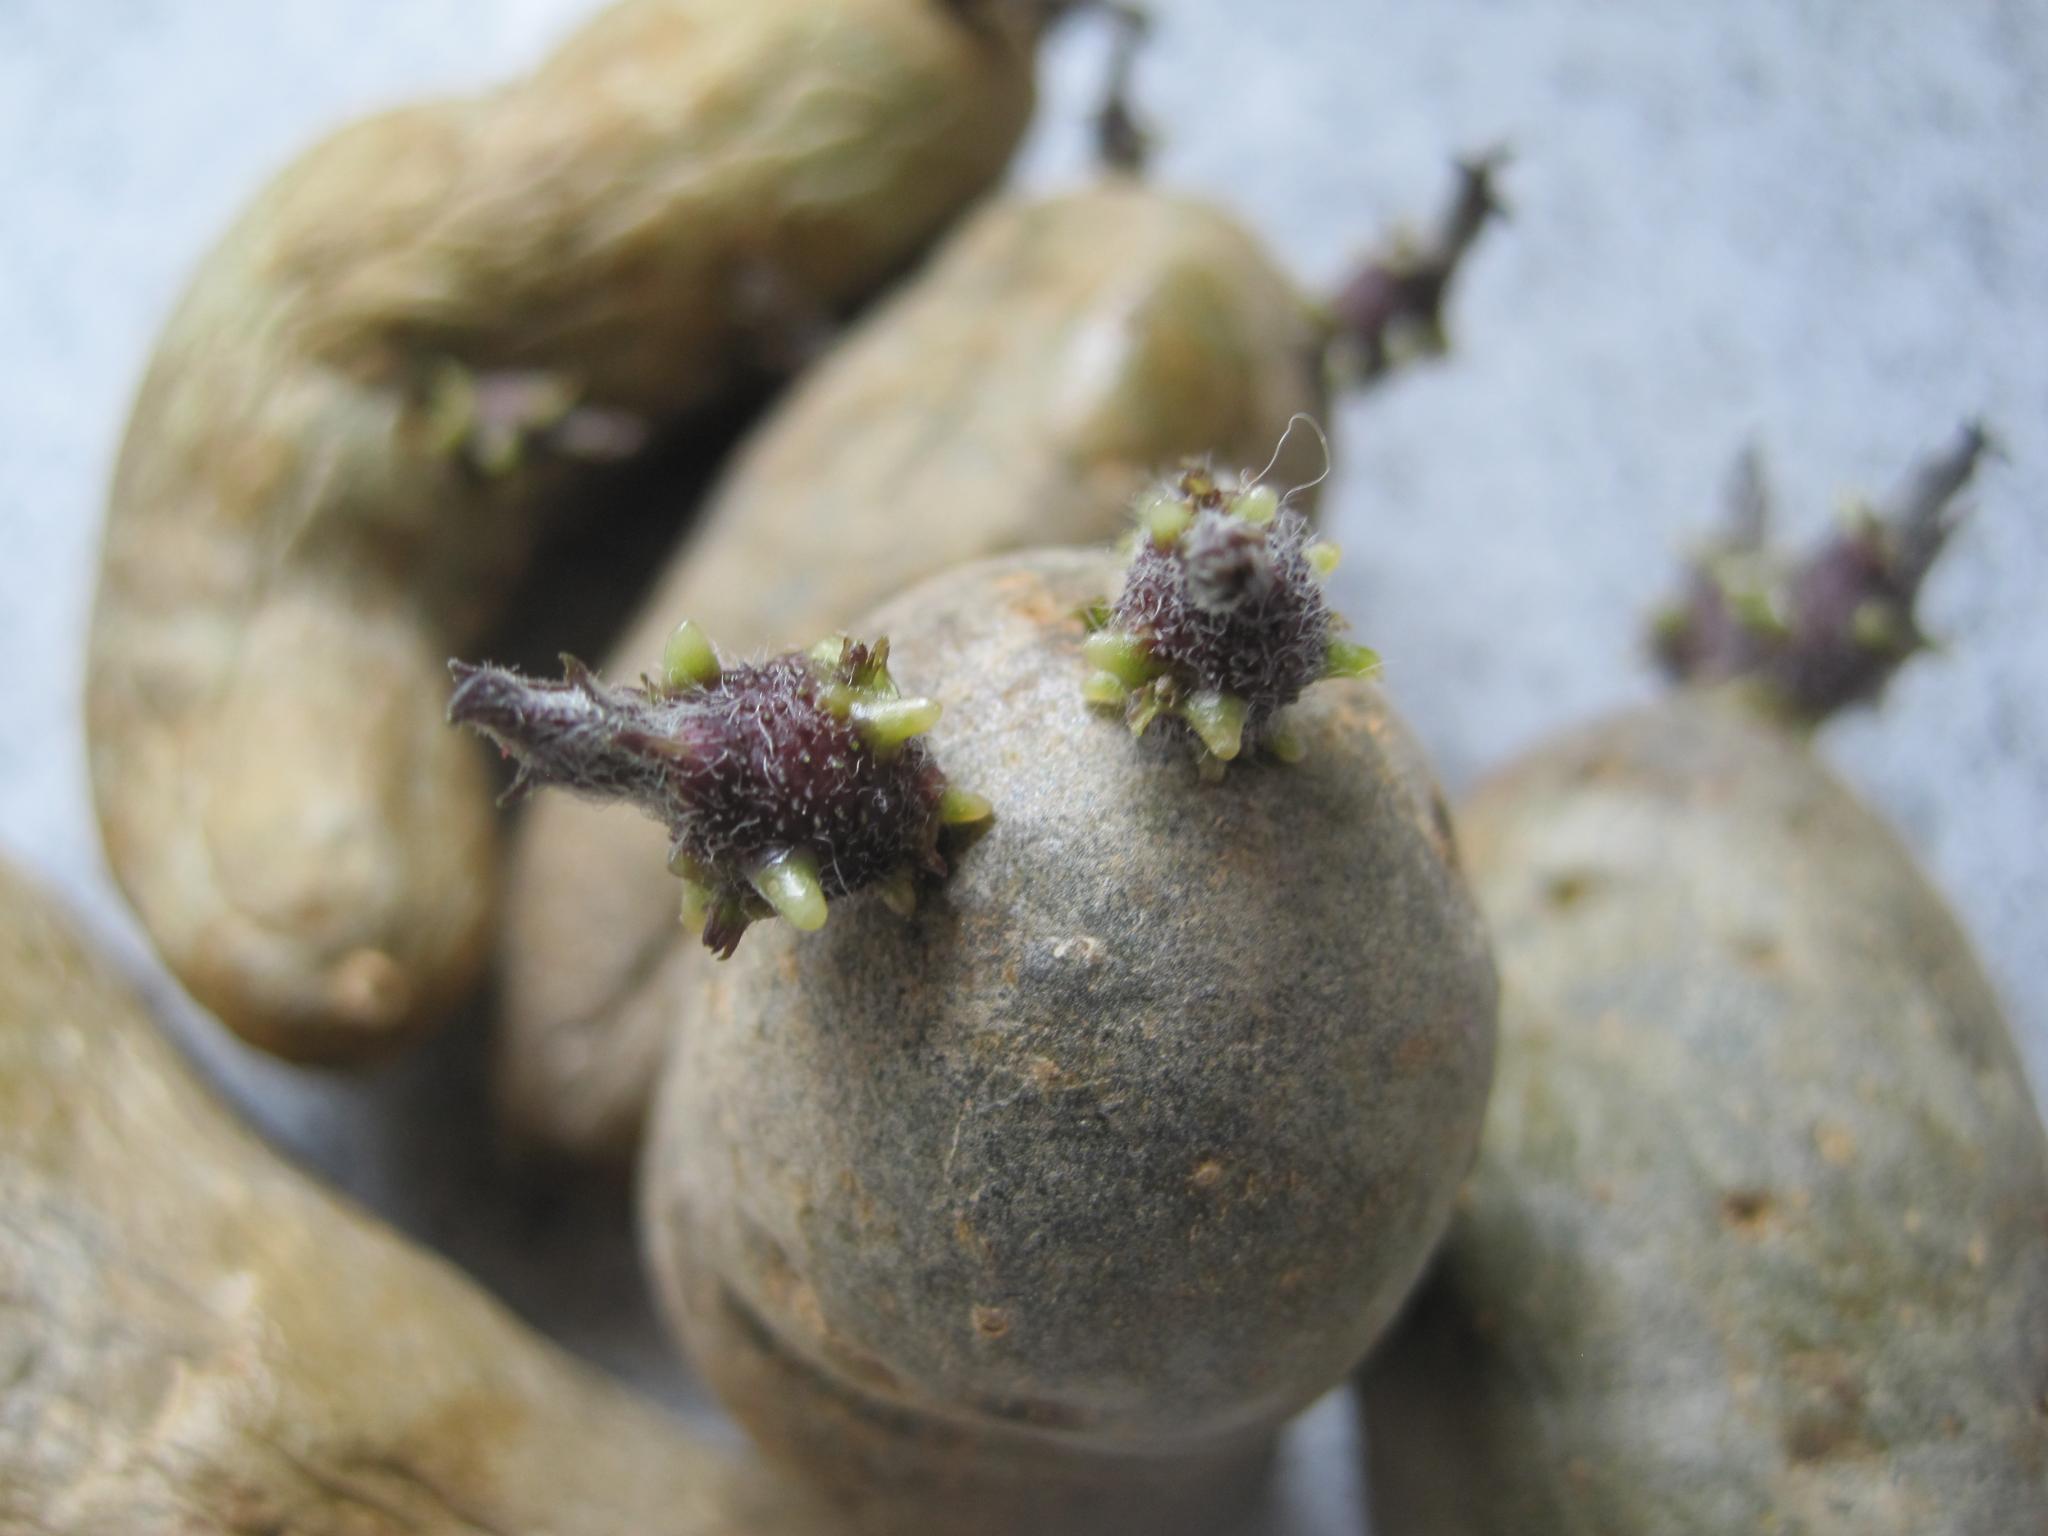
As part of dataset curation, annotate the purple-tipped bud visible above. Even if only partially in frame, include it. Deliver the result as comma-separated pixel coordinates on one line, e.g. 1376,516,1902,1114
1652,422,1995,724
1327,151,1508,384
448,635,987,956
1083,460,1375,772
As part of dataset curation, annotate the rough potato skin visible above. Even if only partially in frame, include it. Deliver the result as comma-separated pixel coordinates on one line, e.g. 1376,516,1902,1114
643,550,1497,1535
0,859,845,1536
1361,693,2048,1535
503,183,1329,1161
87,0,1043,1063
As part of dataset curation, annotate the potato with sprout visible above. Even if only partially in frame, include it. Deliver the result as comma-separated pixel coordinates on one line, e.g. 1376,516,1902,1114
1361,426,2048,1535
610,481,1497,1533
500,158,1505,1162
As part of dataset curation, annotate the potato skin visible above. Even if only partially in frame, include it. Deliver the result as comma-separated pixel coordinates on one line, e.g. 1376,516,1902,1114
643,550,1497,1534
0,860,839,1536
1361,693,2048,1535
503,182,1330,1162
87,0,1042,1063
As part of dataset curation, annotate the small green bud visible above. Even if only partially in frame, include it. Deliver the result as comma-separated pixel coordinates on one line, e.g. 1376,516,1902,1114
677,877,712,934
1140,488,1194,548
667,849,714,884
1128,691,1166,737
938,787,994,826
750,851,828,933
1232,484,1280,525
1180,690,1248,761
1084,630,1157,687
851,696,943,750
661,620,722,691
1325,640,1383,680
1083,671,1132,708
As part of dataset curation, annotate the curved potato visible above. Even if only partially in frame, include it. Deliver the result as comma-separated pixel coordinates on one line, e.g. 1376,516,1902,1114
87,0,1047,1063
501,181,1330,1161
643,550,1497,1535
0,857,842,1535
1361,694,2048,1534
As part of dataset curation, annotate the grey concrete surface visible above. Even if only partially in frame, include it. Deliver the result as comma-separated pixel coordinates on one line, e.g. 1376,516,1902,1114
2,3,2043,1532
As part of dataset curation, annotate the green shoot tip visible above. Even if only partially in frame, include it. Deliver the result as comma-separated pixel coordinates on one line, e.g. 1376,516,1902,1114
750,851,828,932
661,620,722,691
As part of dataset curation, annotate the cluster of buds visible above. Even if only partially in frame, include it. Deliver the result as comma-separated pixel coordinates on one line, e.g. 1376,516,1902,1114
1652,423,1993,723
449,627,988,956
1082,464,1378,775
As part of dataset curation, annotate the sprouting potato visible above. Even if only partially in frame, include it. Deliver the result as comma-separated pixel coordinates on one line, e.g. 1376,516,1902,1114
86,0,1057,1064
627,534,1496,1534
1360,428,2048,1534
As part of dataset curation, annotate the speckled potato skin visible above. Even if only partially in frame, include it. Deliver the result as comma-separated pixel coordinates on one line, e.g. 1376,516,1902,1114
86,0,1043,1064
503,182,1330,1162
0,861,841,1536
643,550,1497,1535
1361,693,2048,1535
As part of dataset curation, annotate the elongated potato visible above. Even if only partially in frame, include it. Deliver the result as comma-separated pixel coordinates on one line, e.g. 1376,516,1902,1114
88,0,1049,1064
641,548,1497,1535
0,857,842,1535
1361,435,2048,1533
499,181,1335,1162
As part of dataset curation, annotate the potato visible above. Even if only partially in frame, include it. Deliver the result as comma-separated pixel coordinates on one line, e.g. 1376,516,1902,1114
0,857,842,1535
641,547,1497,1534
1360,433,2048,1533
498,165,1501,1163
86,0,1050,1064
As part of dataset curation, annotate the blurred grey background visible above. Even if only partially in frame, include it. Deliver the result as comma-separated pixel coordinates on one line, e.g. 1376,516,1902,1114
2,2,2043,1532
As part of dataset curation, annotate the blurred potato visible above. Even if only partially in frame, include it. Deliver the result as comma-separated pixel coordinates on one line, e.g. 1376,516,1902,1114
0,855,845,1536
87,0,1052,1064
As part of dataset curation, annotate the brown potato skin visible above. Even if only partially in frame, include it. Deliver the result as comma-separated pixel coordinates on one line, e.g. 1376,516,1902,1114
0,859,842,1536
1361,692,2048,1535
502,182,1330,1162
87,0,1043,1064
643,550,1498,1535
